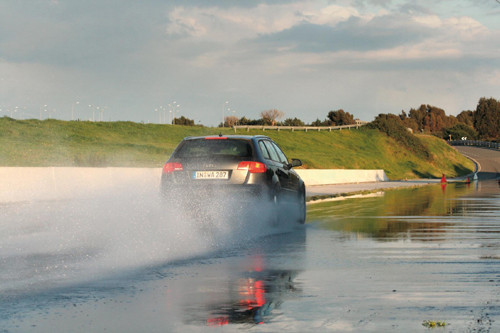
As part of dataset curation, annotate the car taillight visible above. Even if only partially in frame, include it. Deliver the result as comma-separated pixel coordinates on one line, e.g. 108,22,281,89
237,161,267,173
162,162,183,173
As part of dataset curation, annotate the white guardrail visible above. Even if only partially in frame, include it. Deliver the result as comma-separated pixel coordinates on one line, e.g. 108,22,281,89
0,167,388,203
449,140,499,149
232,122,368,132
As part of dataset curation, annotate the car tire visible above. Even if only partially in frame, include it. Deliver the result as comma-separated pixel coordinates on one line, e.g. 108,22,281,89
297,187,306,224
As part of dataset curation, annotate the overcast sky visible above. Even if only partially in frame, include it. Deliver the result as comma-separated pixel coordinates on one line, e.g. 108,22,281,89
1,0,499,126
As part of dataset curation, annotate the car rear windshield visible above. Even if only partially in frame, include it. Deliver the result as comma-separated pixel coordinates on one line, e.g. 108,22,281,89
174,139,253,158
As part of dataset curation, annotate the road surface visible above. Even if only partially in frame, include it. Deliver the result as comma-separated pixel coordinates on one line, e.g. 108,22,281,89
454,145,500,180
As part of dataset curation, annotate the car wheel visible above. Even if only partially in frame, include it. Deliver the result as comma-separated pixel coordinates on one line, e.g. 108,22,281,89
297,187,306,224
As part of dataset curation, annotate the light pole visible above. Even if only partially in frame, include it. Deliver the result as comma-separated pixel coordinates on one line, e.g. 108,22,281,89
99,106,106,121
168,101,180,124
174,103,180,124
222,101,229,127
39,105,47,120
155,106,168,124
232,109,237,126
9,106,19,118
17,106,28,119
49,108,56,119
155,108,160,123
72,101,79,120
88,104,98,121
160,105,167,123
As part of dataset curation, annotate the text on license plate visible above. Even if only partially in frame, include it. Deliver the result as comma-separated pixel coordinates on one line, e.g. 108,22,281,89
193,171,229,180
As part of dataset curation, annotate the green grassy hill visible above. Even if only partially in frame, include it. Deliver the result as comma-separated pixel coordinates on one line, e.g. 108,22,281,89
0,117,474,180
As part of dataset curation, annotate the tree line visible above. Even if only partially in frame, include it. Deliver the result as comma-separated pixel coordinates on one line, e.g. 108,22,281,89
221,108,358,128
366,97,500,163
377,97,500,142
175,97,500,142
238,98,499,142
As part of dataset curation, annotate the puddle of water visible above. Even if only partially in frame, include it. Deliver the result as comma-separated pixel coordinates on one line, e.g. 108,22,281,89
308,181,500,241
300,180,500,331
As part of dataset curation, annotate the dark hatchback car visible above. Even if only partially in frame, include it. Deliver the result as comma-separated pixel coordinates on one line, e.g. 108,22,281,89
160,135,306,224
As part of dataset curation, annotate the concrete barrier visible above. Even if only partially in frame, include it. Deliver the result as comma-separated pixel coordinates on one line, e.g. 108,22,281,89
0,167,388,203
296,169,388,186
0,167,162,203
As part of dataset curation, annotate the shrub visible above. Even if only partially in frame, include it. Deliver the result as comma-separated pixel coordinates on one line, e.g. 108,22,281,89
283,117,305,126
368,114,432,160
442,123,477,141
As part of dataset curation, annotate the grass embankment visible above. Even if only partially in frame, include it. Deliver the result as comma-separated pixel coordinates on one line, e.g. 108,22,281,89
0,117,474,180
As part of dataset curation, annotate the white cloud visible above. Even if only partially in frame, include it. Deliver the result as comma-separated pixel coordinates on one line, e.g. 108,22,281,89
412,14,442,28
165,2,362,41
165,7,209,38
414,14,488,38
164,2,497,71
301,4,362,26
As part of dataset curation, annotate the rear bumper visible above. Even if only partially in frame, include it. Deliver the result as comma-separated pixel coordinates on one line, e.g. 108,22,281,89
160,182,272,222
160,181,270,202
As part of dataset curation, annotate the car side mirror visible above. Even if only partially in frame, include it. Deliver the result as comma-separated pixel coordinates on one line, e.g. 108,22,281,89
290,159,302,168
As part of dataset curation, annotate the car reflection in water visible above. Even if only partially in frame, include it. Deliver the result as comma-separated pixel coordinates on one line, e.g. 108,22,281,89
206,269,299,326
180,229,305,327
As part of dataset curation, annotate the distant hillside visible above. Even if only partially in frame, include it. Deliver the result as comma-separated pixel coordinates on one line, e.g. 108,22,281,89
0,117,474,180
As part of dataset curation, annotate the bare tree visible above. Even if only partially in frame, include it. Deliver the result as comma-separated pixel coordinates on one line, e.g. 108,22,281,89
260,109,284,126
224,115,239,127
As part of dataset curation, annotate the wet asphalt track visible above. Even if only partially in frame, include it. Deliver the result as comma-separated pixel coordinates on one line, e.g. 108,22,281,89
454,145,500,180
1,146,499,332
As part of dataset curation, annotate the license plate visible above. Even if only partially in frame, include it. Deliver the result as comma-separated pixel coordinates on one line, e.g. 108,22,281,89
193,171,229,180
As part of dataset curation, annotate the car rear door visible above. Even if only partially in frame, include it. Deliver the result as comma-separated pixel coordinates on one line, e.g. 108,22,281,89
261,140,293,201
272,142,299,195
269,141,299,198
271,141,301,194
